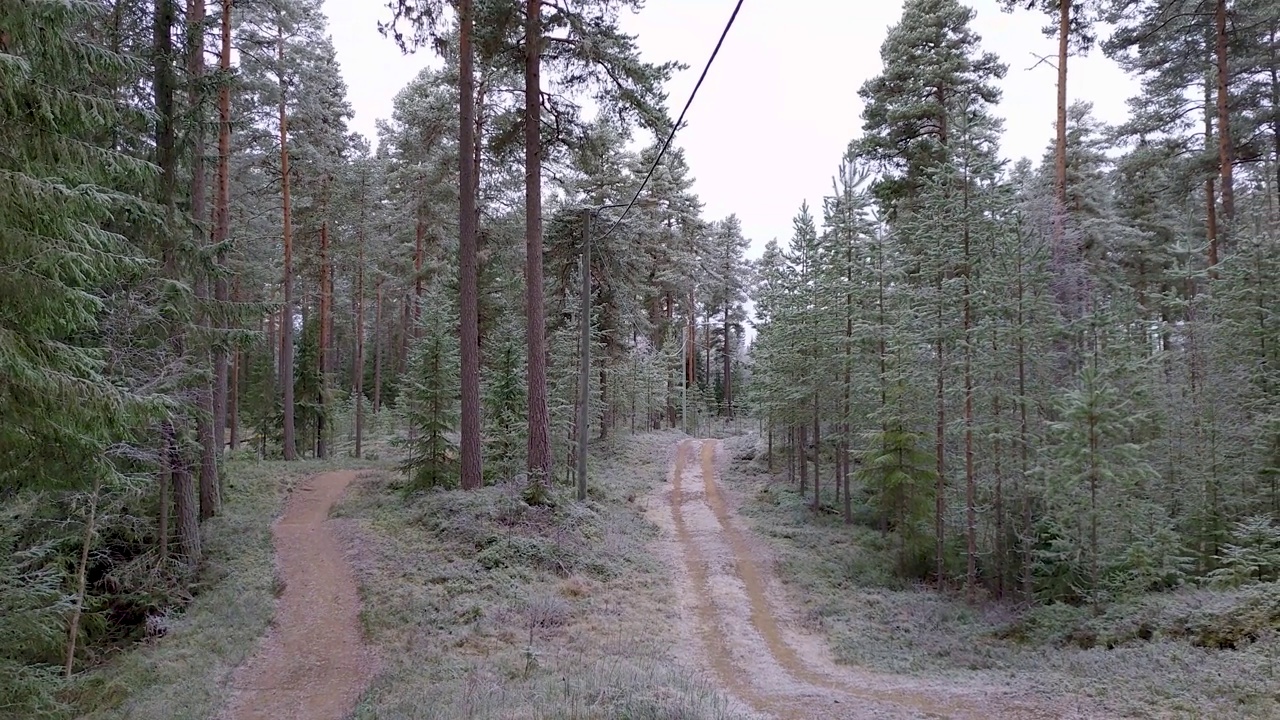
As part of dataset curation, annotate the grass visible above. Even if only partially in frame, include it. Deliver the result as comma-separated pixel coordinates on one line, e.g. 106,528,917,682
334,429,737,720
65,454,338,720
720,433,1280,719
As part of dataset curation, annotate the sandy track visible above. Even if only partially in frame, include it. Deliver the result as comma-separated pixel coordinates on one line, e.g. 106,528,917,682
654,438,1074,720
221,470,378,720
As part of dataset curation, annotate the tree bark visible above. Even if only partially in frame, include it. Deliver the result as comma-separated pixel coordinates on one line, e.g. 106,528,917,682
935,287,947,587
64,475,101,677
722,301,732,417
187,0,219,519
354,171,367,458
525,0,552,484
229,277,241,451
798,423,808,497
168,423,201,565
212,0,232,454
812,396,821,513
963,197,976,603
373,278,383,414
414,192,425,326
317,217,330,459
277,26,297,461
1206,69,1221,277
459,0,483,489
1214,0,1235,240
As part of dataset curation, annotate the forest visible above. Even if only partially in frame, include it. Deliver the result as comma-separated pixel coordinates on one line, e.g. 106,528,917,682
2,0,1280,717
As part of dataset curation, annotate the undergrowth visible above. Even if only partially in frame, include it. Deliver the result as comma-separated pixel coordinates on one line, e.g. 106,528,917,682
721,433,1280,719
335,430,736,720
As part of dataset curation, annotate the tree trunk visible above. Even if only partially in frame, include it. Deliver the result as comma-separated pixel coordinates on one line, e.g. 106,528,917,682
844,226,854,525
373,278,383,414
963,216,976,603
167,423,201,565
599,365,609,441
704,307,712,387
277,27,297,461
1016,226,1032,600
935,287,947,587
1214,0,1235,240
317,218,330,459
812,394,821,513
229,343,239,451
354,173,367,459
459,0,483,490
1054,0,1070,213
212,0,232,455
993,332,1005,600
798,423,808,497
523,0,552,485
1206,70,1221,277
154,0,197,565
722,302,732,417
787,426,795,484
187,0,219,519
414,194,425,326
64,475,101,677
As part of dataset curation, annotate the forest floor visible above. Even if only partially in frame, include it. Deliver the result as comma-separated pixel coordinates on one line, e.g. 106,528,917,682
72,431,1280,720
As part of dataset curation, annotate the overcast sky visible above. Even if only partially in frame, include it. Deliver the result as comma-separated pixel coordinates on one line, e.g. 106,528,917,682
323,0,1138,258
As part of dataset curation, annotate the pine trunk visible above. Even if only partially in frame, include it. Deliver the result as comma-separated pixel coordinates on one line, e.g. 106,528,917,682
963,245,976,603
414,196,425,326
373,278,383,414
1214,0,1235,239
935,285,947,587
722,302,732,417
64,476,101,677
459,0,483,490
798,423,808,497
1206,70,1221,277
167,423,201,565
1055,0,1069,210
317,218,330,459
812,394,820,513
354,173,367,458
524,0,552,484
212,0,232,454
188,0,219,519
1016,227,1032,600
229,343,240,450
992,332,1005,600
277,28,297,461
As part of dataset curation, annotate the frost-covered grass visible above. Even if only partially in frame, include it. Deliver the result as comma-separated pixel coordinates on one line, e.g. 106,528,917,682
721,433,1280,719
335,430,736,720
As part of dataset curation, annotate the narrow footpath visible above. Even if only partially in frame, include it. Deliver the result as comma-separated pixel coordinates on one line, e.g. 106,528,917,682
221,470,377,720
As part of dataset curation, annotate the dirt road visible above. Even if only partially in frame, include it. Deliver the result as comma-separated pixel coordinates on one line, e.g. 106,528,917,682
221,470,377,720
652,438,1071,720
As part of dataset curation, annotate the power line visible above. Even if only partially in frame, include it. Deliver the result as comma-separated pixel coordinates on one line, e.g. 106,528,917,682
595,0,745,240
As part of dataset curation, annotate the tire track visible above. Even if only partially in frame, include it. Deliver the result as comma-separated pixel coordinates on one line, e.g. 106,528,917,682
665,438,1059,720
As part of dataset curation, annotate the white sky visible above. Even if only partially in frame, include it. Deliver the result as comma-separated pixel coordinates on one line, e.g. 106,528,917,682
323,0,1138,259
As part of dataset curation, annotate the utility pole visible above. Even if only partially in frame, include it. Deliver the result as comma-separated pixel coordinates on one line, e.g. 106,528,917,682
577,209,591,501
